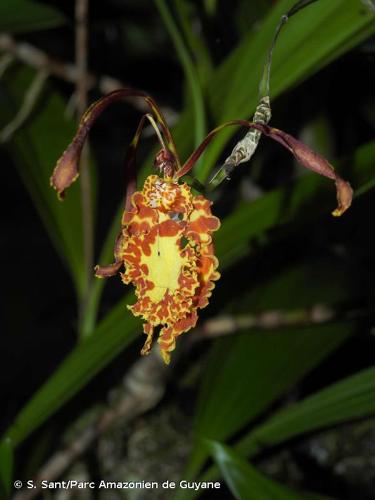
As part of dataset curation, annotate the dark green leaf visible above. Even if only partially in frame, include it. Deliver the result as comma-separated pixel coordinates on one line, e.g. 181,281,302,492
237,365,375,457
196,367,375,494
0,0,65,33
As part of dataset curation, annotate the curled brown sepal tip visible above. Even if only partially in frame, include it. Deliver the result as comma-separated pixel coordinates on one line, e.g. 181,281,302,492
257,125,353,217
94,261,122,278
332,178,353,217
50,140,82,200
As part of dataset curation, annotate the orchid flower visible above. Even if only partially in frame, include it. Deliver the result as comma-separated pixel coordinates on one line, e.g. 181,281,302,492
51,88,352,364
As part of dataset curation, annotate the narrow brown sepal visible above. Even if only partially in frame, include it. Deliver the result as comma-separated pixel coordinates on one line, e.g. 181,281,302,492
259,126,353,216
262,127,336,179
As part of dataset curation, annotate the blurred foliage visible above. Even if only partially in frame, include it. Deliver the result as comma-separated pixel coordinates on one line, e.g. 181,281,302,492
1,0,375,499
0,0,65,33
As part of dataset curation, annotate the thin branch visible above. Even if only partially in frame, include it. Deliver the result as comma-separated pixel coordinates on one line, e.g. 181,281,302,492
188,304,335,343
76,0,89,115
0,34,177,122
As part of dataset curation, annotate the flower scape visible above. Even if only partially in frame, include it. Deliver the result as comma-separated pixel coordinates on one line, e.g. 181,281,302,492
51,89,352,364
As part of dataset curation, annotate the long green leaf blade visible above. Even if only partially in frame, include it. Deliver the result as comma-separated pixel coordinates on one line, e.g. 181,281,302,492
237,366,375,457
196,368,375,494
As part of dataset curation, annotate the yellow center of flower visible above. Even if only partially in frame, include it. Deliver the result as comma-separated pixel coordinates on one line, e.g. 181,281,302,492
142,230,183,302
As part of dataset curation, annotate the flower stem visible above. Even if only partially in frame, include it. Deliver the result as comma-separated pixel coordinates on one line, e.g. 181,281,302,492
75,0,94,337
154,0,206,149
